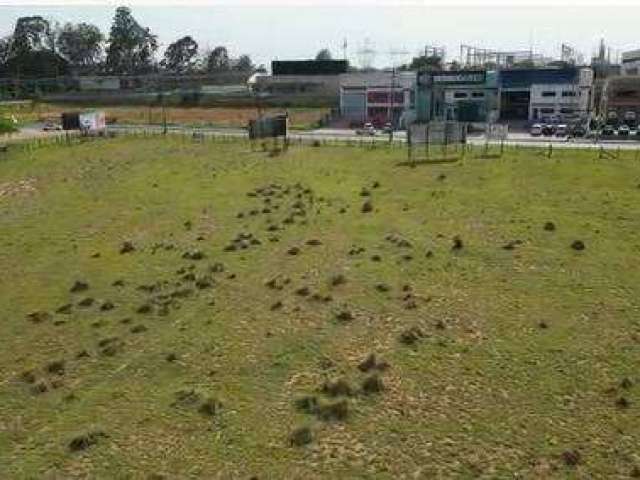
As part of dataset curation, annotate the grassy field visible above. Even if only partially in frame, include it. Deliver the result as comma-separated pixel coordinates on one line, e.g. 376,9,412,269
1,137,640,479
1,103,329,130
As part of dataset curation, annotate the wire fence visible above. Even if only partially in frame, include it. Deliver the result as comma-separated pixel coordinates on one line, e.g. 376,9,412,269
3,127,640,163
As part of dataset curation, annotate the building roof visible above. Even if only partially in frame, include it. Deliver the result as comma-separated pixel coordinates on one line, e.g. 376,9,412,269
271,60,348,76
339,71,416,88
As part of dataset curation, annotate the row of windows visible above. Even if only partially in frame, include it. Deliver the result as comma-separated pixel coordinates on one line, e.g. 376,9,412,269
452,91,485,99
540,90,579,97
538,107,575,114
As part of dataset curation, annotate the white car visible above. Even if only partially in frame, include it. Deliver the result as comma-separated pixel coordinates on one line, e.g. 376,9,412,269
356,123,376,136
43,121,62,131
555,124,568,137
530,123,543,136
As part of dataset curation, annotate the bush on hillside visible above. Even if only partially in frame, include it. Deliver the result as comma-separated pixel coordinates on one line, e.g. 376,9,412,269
0,117,18,135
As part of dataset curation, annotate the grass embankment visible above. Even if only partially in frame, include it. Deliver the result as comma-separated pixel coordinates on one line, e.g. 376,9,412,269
1,138,640,478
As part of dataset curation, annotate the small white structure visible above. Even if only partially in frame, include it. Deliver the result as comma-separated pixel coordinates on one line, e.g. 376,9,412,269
79,111,106,132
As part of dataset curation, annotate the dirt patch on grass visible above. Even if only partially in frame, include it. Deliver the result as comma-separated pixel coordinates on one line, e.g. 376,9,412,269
0,178,37,200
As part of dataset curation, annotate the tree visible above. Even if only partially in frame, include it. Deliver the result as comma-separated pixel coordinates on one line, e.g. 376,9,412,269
161,35,198,73
400,55,443,72
0,36,11,66
447,60,461,71
233,54,254,72
105,6,158,74
57,22,103,70
206,46,229,72
315,48,332,61
11,16,53,56
3,17,69,78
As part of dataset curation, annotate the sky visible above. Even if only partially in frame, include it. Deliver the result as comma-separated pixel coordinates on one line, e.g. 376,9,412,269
1,2,640,69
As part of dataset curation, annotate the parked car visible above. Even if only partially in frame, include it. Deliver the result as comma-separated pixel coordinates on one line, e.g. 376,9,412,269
555,124,568,137
382,122,393,134
570,125,586,137
356,123,376,136
542,124,556,136
43,121,62,131
602,124,615,136
530,123,543,136
618,125,630,136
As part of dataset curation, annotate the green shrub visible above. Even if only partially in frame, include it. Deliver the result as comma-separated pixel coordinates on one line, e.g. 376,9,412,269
0,116,18,135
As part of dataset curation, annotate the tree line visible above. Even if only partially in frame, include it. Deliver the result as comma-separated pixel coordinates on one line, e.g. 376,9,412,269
0,6,261,78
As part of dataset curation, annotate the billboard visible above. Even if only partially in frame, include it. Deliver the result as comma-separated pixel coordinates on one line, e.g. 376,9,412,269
248,114,288,139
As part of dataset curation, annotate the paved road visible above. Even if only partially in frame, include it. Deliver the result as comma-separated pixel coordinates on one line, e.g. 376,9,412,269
7,123,640,151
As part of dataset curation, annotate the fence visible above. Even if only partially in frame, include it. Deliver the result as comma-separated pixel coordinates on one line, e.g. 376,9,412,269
3,126,640,164
406,121,467,164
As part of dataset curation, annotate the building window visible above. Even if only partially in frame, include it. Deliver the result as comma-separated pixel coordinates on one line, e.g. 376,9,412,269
453,92,468,99
540,108,555,114
560,108,574,114
541,91,556,97
561,91,576,97
472,91,485,98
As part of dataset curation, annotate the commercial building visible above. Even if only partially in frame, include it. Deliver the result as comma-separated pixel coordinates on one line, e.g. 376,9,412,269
602,76,640,126
251,60,349,105
499,67,592,123
339,71,416,127
622,50,640,76
415,70,499,123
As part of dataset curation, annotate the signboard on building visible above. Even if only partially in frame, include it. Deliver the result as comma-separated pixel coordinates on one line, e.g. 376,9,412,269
418,70,486,87
248,114,288,139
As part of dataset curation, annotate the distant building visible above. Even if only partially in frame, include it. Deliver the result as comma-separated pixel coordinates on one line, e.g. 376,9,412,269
271,60,348,76
602,76,640,127
251,60,349,105
339,71,416,127
415,70,499,123
78,76,121,91
622,50,640,76
498,67,592,123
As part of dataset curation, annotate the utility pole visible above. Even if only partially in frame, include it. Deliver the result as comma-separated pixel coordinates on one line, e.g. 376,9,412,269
387,47,409,141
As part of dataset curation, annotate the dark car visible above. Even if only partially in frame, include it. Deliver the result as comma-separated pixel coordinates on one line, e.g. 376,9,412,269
541,124,556,136
569,125,586,137
601,124,615,136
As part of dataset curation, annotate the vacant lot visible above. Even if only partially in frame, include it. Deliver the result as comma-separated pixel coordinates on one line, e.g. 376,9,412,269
1,137,639,478
5,103,329,130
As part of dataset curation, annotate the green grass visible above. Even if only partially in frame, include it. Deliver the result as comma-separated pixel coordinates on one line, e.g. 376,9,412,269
0,117,18,134
1,137,640,478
